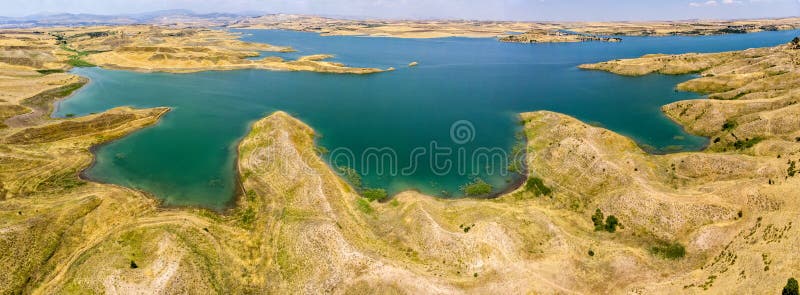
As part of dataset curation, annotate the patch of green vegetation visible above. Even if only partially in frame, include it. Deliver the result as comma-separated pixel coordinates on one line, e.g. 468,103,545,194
67,57,96,67
61,45,96,67
362,188,387,202
37,172,86,192
21,81,86,110
460,178,493,196
524,177,551,196
604,215,619,233
733,137,763,150
389,199,400,207
337,166,362,189
722,120,737,131
591,208,620,233
356,198,373,214
650,242,686,260
784,277,799,295
507,134,526,174
36,69,65,75
788,160,797,177
239,207,256,226
592,209,605,231
588,249,595,256
119,230,146,260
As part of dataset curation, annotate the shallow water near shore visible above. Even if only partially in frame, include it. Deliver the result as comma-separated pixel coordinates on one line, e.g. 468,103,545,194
55,29,800,209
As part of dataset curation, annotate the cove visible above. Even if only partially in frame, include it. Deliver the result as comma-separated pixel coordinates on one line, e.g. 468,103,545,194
54,29,800,209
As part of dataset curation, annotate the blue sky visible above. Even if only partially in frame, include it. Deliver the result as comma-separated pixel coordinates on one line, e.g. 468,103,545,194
2,0,799,21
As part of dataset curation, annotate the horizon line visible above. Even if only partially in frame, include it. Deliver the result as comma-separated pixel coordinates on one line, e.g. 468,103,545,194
1,9,799,24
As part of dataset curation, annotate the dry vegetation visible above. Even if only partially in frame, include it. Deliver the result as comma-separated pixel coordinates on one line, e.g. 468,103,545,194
0,23,799,294
229,14,800,42
0,26,387,75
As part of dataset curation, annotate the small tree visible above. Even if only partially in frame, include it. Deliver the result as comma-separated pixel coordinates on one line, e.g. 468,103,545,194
784,278,799,295
591,209,604,231
605,215,619,233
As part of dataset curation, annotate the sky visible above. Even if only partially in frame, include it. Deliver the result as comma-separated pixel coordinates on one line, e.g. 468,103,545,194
1,0,798,21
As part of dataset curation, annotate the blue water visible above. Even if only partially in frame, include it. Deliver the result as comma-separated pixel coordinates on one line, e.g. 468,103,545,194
54,29,800,209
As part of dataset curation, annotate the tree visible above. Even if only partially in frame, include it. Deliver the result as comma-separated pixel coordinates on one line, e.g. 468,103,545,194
591,209,604,231
605,215,619,233
784,278,799,295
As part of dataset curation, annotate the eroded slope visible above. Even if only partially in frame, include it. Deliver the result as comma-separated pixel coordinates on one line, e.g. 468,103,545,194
0,30,798,295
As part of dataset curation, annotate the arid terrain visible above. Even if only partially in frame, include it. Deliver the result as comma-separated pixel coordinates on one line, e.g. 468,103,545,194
0,26,386,75
499,30,622,43
230,14,800,42
0,21,799,294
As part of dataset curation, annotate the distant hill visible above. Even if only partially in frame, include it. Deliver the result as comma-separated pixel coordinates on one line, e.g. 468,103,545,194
0,10,259,28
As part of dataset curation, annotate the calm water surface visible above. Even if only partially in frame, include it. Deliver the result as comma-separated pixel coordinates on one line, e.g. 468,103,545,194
54,29,800,209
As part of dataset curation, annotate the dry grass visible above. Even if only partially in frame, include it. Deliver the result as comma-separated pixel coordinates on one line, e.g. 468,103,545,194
0,26,799,294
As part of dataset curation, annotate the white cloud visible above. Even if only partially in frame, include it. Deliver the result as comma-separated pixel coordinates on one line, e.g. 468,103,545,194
689,0,718,7
689,0,743,6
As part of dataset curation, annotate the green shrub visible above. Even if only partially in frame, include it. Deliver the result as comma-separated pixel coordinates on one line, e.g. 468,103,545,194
362,188,387,201
591,209,605,231
784,278,799,295
732,137,763,150
460,178,493,196
356,198,373,214
651,242,686,260
722,120,737,131
604,215,619,233
525,177,551,196
240,207,256,226
591,209,621,233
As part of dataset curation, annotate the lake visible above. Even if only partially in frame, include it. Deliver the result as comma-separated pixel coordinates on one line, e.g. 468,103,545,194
54,29,800,209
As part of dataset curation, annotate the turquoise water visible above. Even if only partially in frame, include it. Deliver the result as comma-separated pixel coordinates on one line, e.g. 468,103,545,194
55,29,800,209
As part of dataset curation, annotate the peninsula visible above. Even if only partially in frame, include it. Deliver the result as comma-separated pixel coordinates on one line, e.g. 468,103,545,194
1,26,387,74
